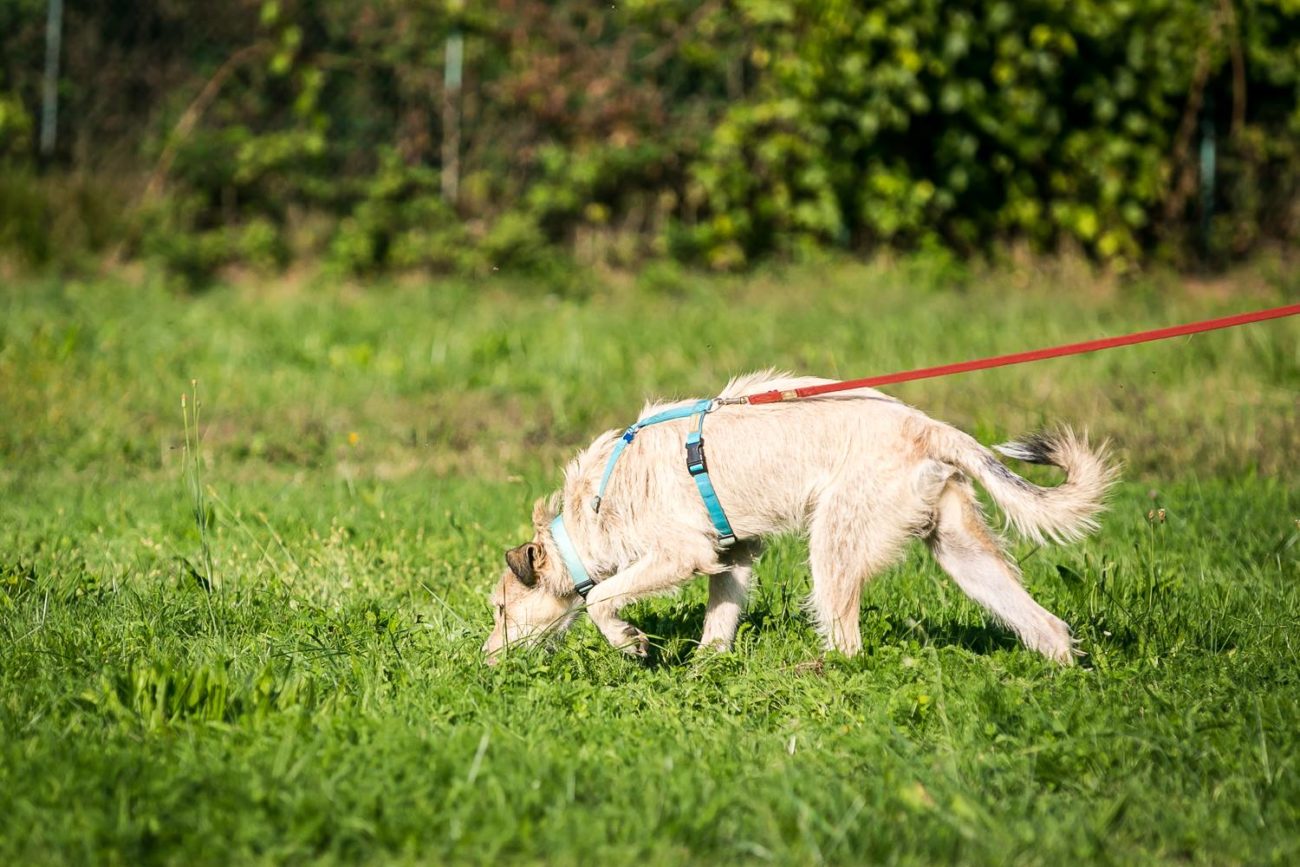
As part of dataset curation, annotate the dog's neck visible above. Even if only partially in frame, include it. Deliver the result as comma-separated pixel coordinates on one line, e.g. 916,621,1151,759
546,513,595,597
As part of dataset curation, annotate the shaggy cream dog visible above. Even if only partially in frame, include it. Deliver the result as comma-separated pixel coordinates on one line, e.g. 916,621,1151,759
484,372,1116,664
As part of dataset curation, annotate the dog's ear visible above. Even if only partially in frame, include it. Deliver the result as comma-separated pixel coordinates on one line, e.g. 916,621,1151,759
505,542,543,587
531,496,554,528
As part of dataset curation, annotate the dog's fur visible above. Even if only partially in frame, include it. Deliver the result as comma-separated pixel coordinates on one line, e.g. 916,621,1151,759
484,372,1117,664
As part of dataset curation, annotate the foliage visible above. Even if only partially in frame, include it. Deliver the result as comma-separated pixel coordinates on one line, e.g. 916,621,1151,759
0,88,31,160
1,262,1298,862
0,172,125,267
683,0,1300,266
0,0,1299,273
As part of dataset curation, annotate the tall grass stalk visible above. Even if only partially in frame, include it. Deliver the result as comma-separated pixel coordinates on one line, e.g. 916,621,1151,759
181,379,218,632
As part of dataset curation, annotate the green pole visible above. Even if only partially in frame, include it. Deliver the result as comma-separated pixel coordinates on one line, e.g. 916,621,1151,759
1199,91,1216,253
441,30,463,205
40,0,63,160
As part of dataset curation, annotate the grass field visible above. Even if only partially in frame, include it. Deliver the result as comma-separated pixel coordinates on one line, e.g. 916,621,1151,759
2,257,1298,865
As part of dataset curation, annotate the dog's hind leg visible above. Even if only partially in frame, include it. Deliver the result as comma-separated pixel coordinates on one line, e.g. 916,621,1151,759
807,486,916,657
699,541,760,651
926,479,1075,664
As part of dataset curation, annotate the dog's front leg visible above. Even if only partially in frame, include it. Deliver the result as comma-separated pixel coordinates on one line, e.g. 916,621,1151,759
699,567,751,651
699,540,760,651
584,550,701,658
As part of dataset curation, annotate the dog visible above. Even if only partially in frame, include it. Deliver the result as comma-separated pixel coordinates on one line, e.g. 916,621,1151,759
483,371,1117,664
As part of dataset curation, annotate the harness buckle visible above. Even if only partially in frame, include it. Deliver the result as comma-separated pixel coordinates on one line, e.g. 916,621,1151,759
685,439,707,476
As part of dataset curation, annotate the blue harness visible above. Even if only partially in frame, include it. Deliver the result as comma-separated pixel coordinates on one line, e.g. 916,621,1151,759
550,398,737,597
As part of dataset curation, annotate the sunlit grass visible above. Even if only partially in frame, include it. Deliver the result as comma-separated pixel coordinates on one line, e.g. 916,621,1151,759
0,257,1297,864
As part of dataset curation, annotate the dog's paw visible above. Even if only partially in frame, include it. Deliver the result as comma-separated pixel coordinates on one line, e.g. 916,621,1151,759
620,625,650,659
696,637,733,655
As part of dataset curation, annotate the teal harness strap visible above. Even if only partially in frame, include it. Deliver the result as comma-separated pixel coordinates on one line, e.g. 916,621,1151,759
592,399,714,512
592,426,636,513
685,411,737,547
582,397,737,577
549,514,595,597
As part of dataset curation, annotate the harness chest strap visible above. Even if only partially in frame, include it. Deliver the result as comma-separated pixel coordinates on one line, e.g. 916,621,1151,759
685,410,737,548
591,398,714,512
554,397,738,597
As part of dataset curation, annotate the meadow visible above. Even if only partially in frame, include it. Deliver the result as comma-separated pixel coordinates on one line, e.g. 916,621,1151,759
1,257,1298,865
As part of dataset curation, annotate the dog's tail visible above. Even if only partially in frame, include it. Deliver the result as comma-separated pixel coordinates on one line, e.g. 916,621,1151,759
930,426,1118,545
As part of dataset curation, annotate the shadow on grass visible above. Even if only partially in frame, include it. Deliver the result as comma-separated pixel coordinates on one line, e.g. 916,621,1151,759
630,599,1121,667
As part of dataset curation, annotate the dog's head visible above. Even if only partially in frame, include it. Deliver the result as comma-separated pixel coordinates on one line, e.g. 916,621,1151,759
482,496,582,663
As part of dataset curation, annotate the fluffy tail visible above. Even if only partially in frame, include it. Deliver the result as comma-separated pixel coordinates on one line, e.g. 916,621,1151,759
932,427,1119,545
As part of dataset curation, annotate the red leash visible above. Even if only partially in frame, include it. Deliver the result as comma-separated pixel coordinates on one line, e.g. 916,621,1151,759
738,302,1300,405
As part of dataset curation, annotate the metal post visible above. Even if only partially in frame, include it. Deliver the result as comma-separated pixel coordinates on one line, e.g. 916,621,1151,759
441,30,463,206
40,0,64,160
1199,91,1216,253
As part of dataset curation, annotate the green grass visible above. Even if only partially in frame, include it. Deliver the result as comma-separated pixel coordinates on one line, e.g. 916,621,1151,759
1,257,1298,865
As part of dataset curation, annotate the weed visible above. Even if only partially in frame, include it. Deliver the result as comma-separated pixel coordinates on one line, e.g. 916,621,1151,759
181,379,219,632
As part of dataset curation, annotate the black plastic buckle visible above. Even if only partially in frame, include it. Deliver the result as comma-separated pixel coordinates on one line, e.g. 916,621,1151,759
685,438,707,476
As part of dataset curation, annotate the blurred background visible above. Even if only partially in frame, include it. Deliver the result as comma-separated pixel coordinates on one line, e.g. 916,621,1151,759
2,7,1299,862
2,0,1299,283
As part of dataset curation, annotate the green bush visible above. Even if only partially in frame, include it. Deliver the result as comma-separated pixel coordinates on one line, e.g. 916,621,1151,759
680,0,1299,267
3,0,1298,274
0,172,51,265
0,172,125,269
324,150,467,275
0,88,31,161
